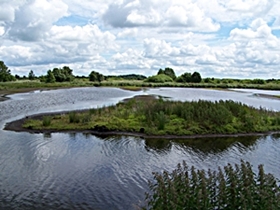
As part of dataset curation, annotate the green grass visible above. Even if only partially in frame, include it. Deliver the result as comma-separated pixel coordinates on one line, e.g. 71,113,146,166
2,79,280,96
22,97,280,136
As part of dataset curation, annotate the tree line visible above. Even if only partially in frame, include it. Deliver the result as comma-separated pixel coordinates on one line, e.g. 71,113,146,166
0,60,202,84
1,60,279,85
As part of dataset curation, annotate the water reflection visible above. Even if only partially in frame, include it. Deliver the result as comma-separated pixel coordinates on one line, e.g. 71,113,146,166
144,138,172,152
143,136,259,154
1,87,280,209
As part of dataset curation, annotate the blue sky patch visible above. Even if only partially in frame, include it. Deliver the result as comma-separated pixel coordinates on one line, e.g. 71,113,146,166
55,15,89,26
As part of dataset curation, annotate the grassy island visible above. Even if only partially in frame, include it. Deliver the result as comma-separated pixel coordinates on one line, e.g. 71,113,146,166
20,95,280,136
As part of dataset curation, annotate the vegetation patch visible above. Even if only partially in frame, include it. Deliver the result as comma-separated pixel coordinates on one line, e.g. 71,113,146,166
22,96,280,136
144,160,280,209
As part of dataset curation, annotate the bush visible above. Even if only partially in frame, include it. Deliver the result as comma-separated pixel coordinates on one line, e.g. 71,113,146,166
144,160,280,209
145,74,174,83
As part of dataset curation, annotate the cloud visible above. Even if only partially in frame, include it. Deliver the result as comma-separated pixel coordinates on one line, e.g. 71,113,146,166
103,0,220,31
7,0,68,41
0,0,280,79
230,18,273,40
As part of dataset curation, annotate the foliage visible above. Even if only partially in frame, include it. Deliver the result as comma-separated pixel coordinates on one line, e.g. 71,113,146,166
89,70,104,82
0,61,16,82
176,71,202,83
144,160,280,210
145,74,174,83
42,116,52,126
106,74,147,80
28,70,36,80
45,70,56,83
157,67,176,80
52,66,74,82
69,112,80,123
22,97,280,136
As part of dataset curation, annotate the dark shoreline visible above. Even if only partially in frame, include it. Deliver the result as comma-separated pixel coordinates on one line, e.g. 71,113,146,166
4,110,280,139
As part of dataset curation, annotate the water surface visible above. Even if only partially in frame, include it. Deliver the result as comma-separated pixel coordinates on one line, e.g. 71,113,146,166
0,87,279,209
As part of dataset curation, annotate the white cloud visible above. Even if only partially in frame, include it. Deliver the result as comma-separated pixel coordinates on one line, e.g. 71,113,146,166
229,18,274,40
7,0,68,41
0,0,280,79
103,0,219,31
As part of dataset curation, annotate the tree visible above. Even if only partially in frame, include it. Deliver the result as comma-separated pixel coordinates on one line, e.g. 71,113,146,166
0,61,15,82
157,67,176,80
145,74,173,83
157,68,164,75
28,70,36,80
51,66,74,82
45,70,56,83
176,72,202,83
89,71,104,82
176,72,192,82
163,67,176,80
191,71,202,83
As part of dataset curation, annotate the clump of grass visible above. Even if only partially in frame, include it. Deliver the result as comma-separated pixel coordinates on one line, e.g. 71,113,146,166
69,112,80,123
156,111,166,130
82,113,91,123
144,160,280,210
42,116,52,126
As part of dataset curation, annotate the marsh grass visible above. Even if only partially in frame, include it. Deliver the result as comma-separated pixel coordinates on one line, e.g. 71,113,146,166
69,112,80,123
2,79,280,95
144,160,280,210
42,116,52,126
23,97,280,135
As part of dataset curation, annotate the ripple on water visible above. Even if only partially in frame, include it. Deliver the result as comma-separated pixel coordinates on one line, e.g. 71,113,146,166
1,88,280,209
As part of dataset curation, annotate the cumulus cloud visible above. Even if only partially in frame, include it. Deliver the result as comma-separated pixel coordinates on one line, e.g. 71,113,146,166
0,0,280,79
103,0,220,31
7,0,68,41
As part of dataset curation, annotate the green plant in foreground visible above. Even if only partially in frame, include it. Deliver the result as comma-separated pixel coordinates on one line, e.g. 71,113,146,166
144,160,280,210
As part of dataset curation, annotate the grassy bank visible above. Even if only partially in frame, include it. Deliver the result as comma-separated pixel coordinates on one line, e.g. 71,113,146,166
21,96,280,136
2,79,280,95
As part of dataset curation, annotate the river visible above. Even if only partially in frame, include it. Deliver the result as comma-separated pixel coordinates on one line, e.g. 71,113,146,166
0,87,280,209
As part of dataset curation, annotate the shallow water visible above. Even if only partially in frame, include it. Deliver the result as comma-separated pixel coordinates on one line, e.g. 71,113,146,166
0,87,279,209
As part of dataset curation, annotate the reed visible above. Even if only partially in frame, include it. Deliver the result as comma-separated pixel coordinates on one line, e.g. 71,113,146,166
144,160,280,209
69,112,80,123
42,116,52,126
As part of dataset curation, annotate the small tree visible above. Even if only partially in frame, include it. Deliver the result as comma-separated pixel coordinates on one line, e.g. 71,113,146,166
0,61,15,82
157,67,176,80
89,71,104,82
45,70,56,83
191,71,202,83
28,70,36,80
157,68,164,75
176,72,192,82
176,71,202,83
163,67,176,80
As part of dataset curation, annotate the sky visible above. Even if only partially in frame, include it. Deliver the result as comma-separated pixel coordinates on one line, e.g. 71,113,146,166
0,0,280,79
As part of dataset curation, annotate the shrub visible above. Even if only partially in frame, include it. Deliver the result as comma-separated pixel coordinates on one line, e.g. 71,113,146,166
42,116,52,126
145,74,174,83
144,160,280,210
